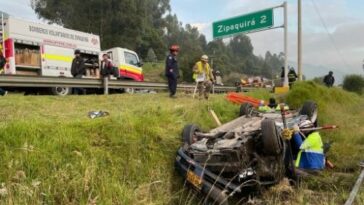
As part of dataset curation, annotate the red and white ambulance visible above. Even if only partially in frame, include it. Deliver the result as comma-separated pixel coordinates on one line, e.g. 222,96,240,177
0,15,144,95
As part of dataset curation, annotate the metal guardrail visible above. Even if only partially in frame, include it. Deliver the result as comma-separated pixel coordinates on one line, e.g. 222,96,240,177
0,75,250,92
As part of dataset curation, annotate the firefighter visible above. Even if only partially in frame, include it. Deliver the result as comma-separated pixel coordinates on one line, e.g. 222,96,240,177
71,49,86,94
165,45,180,98
71,49,85,78
0,49,7,96
288,67,298,87
193,55,215,100
268,98,277,108
292,120,325,170
258,100,271,112
323,71,335,87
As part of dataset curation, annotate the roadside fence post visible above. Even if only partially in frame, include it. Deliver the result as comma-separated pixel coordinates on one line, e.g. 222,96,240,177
103,77,109,95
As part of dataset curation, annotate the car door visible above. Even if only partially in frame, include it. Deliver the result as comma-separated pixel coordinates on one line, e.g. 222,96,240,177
121,51,143,81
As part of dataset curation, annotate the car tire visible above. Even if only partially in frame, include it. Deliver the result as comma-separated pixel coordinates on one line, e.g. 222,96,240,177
261,119,283,155
50,87,71,96
239,103,253,116
299,101,318,125
182,124,201,145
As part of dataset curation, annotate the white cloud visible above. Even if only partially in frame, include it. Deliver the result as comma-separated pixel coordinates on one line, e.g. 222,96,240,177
190,22,210,34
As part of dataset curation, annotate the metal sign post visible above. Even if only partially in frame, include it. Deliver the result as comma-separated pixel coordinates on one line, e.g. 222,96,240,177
297,0,303,81
212,2,289,87
283,2,289,87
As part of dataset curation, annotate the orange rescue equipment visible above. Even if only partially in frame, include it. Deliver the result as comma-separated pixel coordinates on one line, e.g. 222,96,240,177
226,92,261,107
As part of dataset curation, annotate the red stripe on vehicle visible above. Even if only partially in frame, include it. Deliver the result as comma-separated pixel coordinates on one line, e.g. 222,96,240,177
4,39,14,58
120,69,144,82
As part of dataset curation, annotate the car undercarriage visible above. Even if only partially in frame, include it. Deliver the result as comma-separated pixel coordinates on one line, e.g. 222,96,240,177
175,101,318,204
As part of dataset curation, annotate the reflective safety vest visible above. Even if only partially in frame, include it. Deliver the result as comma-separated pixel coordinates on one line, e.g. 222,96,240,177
275,104,289,111
193,61,212,81
295,131,325,170
288,73,296,80
258,105,272,112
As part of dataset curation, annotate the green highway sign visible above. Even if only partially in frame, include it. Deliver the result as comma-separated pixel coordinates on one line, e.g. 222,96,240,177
213,9,274,39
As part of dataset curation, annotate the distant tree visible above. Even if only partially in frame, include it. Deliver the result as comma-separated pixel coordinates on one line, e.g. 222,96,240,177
146,48,157,62
343,75,364,95
31,0,170,59
228,35,253,61
31,0,290,83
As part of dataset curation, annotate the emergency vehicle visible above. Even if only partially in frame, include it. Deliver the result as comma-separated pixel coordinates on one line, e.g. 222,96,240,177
0,15,144,95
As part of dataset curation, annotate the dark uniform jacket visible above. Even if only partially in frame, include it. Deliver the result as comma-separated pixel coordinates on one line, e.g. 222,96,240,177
71,56,85,77
288,69,298,82
323,74,335,87
165,54,179,78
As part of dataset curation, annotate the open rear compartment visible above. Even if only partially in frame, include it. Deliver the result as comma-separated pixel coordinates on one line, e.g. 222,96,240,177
14,43,41,76
82,53,100,79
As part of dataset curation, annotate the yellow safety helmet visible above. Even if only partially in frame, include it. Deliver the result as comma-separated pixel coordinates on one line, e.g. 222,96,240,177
201,55,209,62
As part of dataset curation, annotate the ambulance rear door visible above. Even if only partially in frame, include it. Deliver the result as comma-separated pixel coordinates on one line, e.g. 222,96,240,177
42,45,73,77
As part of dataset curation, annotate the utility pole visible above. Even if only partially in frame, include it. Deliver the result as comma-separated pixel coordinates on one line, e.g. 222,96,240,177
283,2,289,87
297,0,303,81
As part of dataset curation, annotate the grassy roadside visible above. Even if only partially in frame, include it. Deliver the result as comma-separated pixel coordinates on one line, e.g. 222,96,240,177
0,93,241,204
0,82,363,204
142,62,165,83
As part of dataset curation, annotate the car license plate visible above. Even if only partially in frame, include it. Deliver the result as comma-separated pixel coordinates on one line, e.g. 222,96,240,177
186,170,202,189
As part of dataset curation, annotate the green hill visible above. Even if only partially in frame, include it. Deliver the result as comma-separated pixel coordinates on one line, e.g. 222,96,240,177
0,83,363,204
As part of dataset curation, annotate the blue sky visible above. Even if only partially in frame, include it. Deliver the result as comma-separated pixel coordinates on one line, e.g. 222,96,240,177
1,0,364,77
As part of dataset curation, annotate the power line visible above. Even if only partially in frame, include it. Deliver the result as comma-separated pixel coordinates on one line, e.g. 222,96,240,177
309,0,351,69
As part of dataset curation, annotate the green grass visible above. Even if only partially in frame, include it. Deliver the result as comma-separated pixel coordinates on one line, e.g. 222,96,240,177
142,62,166,82
0,82,363,204
0,93,239,204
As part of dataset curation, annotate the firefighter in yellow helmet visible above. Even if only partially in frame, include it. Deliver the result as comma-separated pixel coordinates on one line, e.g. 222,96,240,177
193,55,214,99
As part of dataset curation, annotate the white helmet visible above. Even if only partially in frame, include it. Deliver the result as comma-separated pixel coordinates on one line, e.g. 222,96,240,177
201,55,209,61
298,120,314,129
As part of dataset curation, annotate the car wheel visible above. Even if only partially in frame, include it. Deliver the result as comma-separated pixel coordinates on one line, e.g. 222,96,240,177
261,119,283,155
182,124,201,145
299,101,318,125
51,87,71,96
239,103,253,116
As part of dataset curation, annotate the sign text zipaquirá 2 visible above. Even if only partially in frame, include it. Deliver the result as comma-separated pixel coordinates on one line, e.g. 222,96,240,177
213,9,274,39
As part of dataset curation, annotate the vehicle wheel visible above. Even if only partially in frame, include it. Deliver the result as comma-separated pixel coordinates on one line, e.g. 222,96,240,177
51,87,71,96
299,101,318,124
261,119,283,155
239,103,253,116
182,124,201,145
